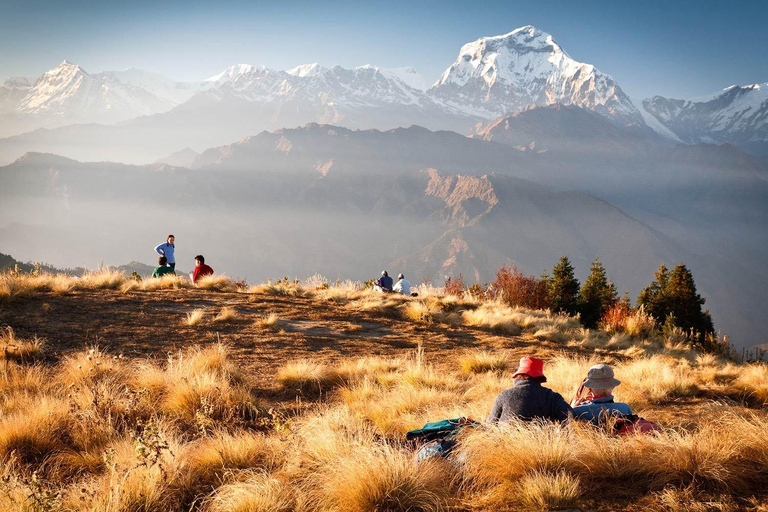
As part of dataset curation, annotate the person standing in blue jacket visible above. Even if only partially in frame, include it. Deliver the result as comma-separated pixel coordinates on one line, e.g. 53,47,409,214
154,234,176,271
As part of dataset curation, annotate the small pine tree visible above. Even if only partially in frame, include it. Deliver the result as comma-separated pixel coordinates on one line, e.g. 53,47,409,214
550,256,580,316
580,258,618,328
638,262,715,348
637,263,670,321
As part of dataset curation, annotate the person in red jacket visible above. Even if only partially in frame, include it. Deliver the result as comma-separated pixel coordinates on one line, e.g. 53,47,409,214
191,255,214,284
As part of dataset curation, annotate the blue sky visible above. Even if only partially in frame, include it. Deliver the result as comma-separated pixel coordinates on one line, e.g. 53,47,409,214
1,0,766,99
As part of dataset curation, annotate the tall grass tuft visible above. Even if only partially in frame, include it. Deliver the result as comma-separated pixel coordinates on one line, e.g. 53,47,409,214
195,275,238,292
459,351,508,374
515,470,582,510
276,360,339,395
213,306,239,323
186,308,205,326
203,471,294,512
0,327,44,362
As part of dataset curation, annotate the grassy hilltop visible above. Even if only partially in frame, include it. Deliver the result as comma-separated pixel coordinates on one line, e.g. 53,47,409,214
0,270,767,511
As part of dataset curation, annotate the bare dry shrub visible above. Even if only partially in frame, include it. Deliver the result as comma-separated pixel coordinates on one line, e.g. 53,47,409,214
602,303,657,337
71,424,183,511
491,265,551,310
56,346,128,388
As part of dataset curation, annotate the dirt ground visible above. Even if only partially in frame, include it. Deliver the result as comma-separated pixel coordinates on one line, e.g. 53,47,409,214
2,289,597,395
2,288,764,426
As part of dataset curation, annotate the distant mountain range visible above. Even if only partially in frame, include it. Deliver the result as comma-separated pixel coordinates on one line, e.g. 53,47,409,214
0,25,766,348
1,116,766,346
0,25,766,166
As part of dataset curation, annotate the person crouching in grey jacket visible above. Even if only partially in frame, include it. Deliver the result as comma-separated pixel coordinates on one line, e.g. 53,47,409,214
486,356,572,424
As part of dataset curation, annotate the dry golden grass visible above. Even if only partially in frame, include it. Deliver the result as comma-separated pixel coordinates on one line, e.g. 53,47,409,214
734,363,768,405
254,312,279,329
347,291,408,316
135,345,258,429
3,284,768,511
303,444,453,512
0,326,44,361
249,280,308,297
276,359,340,395
186,308,205,326
56,346,128,387
213,305,239,323
0,394,72,464
514,470,582,510
403,299,441,323
459,351,508,374
196,275,239,292
461,302,523,334
204,471,295,512
75,268,126,290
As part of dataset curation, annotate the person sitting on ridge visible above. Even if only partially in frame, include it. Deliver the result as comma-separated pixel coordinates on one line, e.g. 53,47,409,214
570,364,632,425
487,357,572,424
375,271,394,292
393,273,411,295
151,256,175,278
190,255,214,284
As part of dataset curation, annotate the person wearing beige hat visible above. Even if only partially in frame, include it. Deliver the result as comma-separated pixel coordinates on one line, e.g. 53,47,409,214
571,364,632,424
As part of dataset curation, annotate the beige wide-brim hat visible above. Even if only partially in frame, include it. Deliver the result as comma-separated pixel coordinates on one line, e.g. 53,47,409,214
583,364,621,389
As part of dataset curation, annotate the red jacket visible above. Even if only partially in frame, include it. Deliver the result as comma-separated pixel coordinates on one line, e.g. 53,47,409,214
192,264,214,283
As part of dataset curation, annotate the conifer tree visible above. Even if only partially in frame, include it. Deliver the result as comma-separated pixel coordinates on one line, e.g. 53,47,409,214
637,263,670,321
638,262,715,347
550,256,580,316
580,258,618,328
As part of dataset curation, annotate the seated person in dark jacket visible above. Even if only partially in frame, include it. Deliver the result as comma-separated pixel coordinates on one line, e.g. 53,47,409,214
487,357,572,424
570,364,632,424
375,270,394,292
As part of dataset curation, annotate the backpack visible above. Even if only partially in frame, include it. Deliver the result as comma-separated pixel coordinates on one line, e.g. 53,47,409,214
406,417,480,461
613,414,663,436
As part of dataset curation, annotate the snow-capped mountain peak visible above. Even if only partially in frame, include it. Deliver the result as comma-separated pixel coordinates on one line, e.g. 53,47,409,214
287,63,323,78
642,82,768,154
205,64,263,83
429,25,641,125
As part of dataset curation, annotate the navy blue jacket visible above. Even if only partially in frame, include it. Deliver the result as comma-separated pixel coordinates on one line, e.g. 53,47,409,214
487,379,572,424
